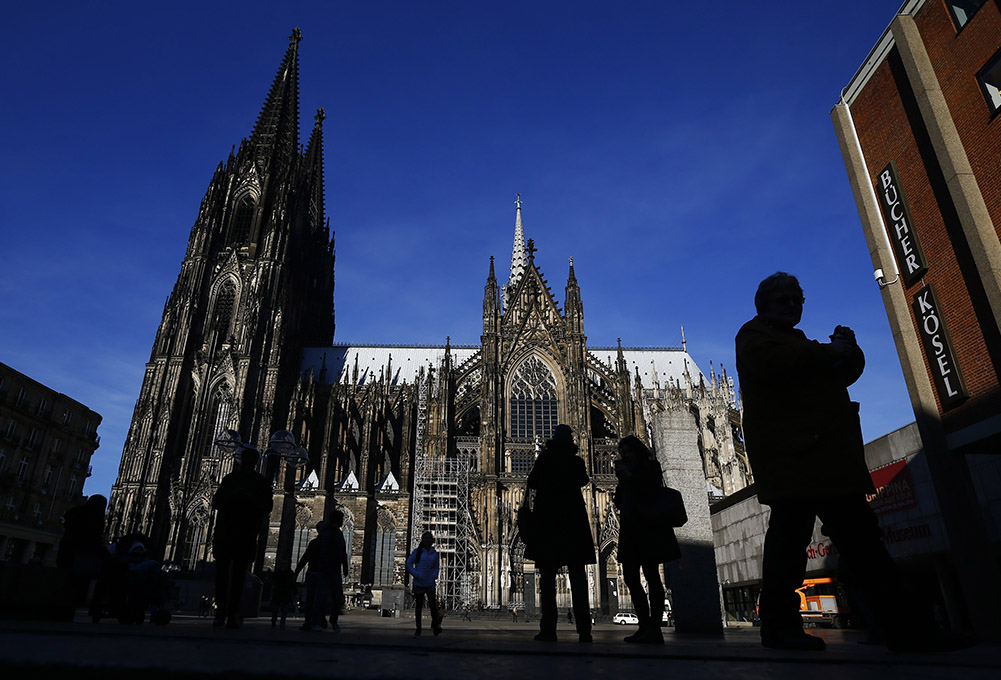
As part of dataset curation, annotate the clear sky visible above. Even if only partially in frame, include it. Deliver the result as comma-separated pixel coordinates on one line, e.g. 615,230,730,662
1,1,915,499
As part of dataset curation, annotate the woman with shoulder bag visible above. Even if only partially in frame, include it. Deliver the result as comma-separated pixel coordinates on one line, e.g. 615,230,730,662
614,436,682,644
406,531,442,637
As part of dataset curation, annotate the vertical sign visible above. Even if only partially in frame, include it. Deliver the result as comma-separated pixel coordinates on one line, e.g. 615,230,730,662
877,161,928,286
912,284,969,409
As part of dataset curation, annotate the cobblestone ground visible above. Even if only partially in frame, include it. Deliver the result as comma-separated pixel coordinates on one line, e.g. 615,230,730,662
0,610,998,680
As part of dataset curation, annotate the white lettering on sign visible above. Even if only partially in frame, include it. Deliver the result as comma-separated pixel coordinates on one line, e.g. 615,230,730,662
877,163,928,285
912,286,968,407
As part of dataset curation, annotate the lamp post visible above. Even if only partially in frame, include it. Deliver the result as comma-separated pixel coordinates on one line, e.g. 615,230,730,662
267,430,309,571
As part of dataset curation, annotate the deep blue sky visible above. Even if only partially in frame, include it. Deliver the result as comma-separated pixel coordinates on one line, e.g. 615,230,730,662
1,1,913,499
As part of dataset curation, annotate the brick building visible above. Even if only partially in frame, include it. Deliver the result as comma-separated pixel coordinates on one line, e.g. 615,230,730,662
832,0,1001,635
0,362,102,565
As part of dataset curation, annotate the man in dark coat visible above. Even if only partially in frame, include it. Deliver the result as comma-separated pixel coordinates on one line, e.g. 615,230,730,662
525,424,595,642
211,445,273,629
736,272,955,652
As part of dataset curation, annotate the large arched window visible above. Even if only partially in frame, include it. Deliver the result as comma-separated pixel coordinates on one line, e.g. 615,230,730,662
371,508,396,586
211,281,237,336
197,385,233,474
509,355,558,441
230,196,255,245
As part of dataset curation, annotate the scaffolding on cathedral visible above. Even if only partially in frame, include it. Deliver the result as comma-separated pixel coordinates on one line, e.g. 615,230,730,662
410,379,474,609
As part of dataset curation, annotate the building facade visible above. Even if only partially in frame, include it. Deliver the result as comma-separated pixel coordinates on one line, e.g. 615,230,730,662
107,29,336,568
109,30,750,613
831,0,1001,634
0,361,102,565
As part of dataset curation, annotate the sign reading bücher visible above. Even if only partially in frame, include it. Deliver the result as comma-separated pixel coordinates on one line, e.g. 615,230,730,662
877,161,928,286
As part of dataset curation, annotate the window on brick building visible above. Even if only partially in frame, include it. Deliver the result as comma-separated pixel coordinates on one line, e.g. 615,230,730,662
17,456,29,481
63,409,72,426
36,397,47,416
15,388,27,407
26,428,39,449
947,1,986,29
0,448,6,473
978,49,1001,114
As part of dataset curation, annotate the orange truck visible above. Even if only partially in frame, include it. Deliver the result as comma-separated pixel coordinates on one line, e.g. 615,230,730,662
797,577,851,628
755,577,853,628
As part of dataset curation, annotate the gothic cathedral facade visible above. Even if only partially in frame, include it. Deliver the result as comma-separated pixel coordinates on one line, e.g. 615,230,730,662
109,31,750,612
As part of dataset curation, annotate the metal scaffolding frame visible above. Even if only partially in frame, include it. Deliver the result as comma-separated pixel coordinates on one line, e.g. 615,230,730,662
410,378,473,609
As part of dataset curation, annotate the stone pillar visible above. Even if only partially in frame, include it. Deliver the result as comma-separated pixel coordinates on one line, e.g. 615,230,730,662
650,405,724,635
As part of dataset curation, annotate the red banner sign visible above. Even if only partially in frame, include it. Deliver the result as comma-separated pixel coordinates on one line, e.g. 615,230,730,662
866,460,917,515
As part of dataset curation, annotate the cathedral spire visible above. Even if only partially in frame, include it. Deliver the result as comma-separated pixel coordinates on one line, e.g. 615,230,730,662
503,194,527,308
249,28,302,166
564,256,583,334
304,108,326,229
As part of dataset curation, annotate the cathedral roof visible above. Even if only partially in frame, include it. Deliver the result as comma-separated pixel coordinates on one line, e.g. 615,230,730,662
589,346,707,388
302,343,708,388
302,344,478,386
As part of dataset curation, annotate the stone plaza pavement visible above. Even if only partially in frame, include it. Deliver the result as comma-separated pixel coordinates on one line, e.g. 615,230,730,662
0,611,998,680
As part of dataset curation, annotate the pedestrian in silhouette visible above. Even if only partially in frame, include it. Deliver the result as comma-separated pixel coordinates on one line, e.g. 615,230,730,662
525,424,595,643
406,530,442,637
614,435,681,644
295,511,349,632
736,272,969,653
199,594,211,618
56,494,108,620
211,445,273,629
270,567,296,628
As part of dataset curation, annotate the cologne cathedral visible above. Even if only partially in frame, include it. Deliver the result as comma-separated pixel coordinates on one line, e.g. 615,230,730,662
108,30,750,613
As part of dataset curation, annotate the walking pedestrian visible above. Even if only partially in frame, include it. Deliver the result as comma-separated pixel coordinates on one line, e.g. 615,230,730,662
295,512,348,633
614,435,681,644
270,567,296,628
211,445,272,629
736,272,971,652
56,494,109,621
406,531,442,637
524,424,595,643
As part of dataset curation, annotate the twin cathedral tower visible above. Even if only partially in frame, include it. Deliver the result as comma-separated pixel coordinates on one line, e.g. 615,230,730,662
108,30,749,611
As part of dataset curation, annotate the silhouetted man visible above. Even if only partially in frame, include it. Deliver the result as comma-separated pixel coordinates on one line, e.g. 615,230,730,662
211,445,272,629
736,272,966,652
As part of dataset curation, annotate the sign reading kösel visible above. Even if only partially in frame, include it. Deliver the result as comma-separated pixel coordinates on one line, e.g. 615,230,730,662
912,284,969,409
877,161,928,286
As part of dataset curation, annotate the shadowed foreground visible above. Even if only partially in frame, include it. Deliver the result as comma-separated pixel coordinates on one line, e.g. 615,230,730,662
0,610,998,680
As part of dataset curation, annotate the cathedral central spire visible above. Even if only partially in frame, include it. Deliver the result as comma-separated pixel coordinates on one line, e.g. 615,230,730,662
503,194,527,309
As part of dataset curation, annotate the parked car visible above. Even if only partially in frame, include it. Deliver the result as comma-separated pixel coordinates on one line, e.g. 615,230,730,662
612,612,639,625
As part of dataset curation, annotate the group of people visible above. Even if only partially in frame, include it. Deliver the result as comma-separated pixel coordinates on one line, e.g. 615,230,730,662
518,424,680,645
52,271,972,652
56,494,170,624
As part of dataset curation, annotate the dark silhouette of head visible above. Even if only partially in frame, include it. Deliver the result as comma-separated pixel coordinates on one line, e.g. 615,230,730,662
239,446,261,471
754,272,804,329
618,435,652,461
328,509,344,528
85,494,107,513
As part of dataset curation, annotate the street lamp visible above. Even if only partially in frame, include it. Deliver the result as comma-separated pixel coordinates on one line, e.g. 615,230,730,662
266,430,310,571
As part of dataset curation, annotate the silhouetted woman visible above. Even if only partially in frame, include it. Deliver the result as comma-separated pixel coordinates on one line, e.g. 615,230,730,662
525,424,595,642
614,435,681,644
406,531,442,637
57,494,109,620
